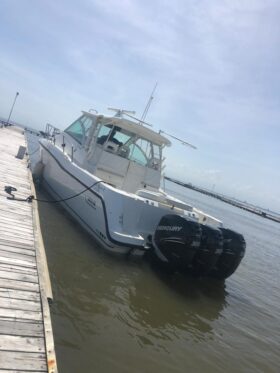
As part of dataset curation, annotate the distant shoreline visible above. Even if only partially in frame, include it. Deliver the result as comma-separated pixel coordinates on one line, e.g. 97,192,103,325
165,176,280,224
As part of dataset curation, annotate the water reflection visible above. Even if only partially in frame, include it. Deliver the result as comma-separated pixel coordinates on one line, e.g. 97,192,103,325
126,267,228,345
152,265,229,299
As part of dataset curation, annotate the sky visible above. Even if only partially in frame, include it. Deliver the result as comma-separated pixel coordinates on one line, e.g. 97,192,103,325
0,0,279,211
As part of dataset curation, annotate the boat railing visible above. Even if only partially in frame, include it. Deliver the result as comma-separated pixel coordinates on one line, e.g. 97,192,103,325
0,119,12,127
45,123,61,140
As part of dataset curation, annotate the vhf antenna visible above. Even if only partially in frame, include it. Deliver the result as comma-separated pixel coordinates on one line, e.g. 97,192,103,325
140,82,158,122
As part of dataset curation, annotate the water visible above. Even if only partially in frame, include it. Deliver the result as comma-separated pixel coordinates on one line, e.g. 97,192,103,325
26,134,280,372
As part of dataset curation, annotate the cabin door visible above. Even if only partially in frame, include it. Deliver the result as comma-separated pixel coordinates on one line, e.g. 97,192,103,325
122,161,146,193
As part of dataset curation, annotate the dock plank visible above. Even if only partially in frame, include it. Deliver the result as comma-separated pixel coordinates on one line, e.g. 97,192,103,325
0,297,41,312
0,351,47,371
0,255,37,268
0,307,42,321
0,223,35,235
0,238,35,250
0,319,43,337
0,269,38,283
0,278,39,292
0,245,36,257
0,230,34,239
0,263,38,275
0,250,36,263
0,334,45,353
0,225,35,235
0,212,32,223
0,238,36,250
0,369,46,373
0,213,32,224
0,288,40,301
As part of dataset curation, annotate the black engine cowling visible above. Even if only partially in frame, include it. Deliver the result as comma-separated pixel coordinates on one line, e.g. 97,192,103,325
191,224,223,276
209,228,246,279
153,214,201,270
152,215,246,280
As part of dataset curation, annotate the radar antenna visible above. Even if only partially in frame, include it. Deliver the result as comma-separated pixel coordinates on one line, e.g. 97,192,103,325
107,107,153,127
107,108,136,118
89,108,98,114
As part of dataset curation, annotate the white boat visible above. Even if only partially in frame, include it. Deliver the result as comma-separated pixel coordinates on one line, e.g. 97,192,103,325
36,109,245,279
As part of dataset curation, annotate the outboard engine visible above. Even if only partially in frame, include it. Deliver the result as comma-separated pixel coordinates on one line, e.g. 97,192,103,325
152,215,246,280
192,224,223,276
210,228,246,279
153,215,201,271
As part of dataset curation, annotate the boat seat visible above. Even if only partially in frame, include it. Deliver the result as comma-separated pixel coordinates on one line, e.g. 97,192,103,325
105,141,119,153
147,157,160,170
136,189,193,211
118,145,130,158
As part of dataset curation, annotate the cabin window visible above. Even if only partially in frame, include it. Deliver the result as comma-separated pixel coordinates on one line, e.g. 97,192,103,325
129,138,153,166
111,129,131,145
94,122,161,169
97,124,132,147
65,119,84,144
152,144,161,159
97,125,114,145
65,115,94,144
81,116,94,133
129,144,147,165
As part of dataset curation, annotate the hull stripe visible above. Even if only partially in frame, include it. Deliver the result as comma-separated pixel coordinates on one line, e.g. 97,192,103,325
43,178,115,249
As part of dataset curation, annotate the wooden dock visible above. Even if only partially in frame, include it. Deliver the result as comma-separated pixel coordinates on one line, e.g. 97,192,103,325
0,127,57,372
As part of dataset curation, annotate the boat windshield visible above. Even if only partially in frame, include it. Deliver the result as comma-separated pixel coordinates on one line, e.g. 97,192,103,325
96,123,162,169
65,115,94,144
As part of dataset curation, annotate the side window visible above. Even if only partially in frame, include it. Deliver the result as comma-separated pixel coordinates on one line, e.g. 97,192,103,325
96,125,112,145
81,116,94,143
128,139,161,169
111,130,131,145
81,116,94,133
152,144,161,159
65,118,84,144
129,138,152,166
129,144,147,165
96,125,132,147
